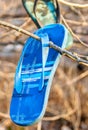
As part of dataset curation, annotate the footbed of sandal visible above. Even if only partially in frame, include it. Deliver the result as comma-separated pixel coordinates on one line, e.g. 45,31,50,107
10,24,73,126
22,0,60,28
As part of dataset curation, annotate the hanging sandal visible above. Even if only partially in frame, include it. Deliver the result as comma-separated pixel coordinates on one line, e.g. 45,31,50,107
10,24,73,126
22,0,60,28
22,0,73,48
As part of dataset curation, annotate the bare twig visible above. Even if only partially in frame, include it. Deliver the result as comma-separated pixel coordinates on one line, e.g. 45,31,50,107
0,112,10,118
70,6,87,23
0,20,88,66
74,91,81,130
1,119,12,127
0,18,31,39
0,20,40,40
14,18,32,40
65,19,88,26
59,0,88,8
50,42,88,66
61,15,88,48
0,71,14,78
43,109,76,121
67,70,88,86
37,121,42,130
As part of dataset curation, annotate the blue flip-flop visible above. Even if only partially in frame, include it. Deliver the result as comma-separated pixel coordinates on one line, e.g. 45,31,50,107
10,24,73,126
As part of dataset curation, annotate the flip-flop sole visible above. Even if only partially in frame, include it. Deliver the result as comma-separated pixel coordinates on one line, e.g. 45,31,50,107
22,0,60,28
10,24,72,126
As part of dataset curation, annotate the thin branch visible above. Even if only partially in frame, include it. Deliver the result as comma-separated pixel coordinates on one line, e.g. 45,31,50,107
59,0,88,8
77,54,88,61
0,18,31,39
65,19,88,26
66,70,88,86
43,109,76,121
0,20,40,40
0,71,14,78
37,121,42,130
0,20,88,66
70,6,87,23
49,42,88,66
0,112,10,118
1,119,12,127
74,91,81,130
61,15,88,48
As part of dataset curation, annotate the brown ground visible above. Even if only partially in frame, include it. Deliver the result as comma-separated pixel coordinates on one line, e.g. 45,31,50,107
0,0,88,130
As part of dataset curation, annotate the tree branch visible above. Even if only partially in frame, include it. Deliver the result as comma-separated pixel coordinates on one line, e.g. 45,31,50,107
0,20,88,66
61,15,88,48
43,109,76,121
0,20,40,40
0,112,10,118
59,0,88,8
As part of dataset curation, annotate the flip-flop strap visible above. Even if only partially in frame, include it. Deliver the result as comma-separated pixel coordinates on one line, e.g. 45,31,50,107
39,33,49,91
22,0,40,28
15,33,49,93
55,0,60,23
15,57,23,94
33,0,60,27
14,38,33,94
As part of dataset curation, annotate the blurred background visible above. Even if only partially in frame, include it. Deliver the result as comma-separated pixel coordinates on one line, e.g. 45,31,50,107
0,0,88,130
